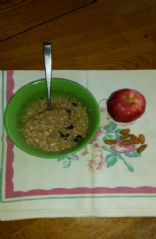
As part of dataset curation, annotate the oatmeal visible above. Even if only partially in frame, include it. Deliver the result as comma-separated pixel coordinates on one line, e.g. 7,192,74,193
21,97,89,152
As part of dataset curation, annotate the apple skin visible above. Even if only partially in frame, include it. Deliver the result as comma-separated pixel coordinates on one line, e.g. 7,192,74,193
107,88,146,123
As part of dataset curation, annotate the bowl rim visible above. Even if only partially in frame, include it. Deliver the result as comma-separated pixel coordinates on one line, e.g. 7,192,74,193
4,77,100,159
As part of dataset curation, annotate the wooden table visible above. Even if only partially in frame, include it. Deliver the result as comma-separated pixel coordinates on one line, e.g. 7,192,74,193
0,0,156,238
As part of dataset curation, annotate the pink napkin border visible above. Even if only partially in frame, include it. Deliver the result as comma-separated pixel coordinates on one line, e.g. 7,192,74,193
3,70,156,200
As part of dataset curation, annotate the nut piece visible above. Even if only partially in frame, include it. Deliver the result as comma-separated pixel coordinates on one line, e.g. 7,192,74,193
104,140,116,145
120,134,130,140
130,134,139,144
137,144,147,153
138,134,145,144
120,129,130,135
121,139,134,145
104,127,147,154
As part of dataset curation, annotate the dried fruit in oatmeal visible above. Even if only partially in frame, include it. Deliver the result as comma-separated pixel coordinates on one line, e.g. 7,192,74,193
21,97,89,152
74,135,82,142
66,124,74,129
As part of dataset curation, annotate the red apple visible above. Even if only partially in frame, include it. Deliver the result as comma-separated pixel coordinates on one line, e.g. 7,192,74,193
107,88,146,123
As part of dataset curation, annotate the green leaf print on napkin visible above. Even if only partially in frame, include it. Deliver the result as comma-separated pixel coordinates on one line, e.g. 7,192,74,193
105,154,118,168
104,121,117,132
126,150,141,158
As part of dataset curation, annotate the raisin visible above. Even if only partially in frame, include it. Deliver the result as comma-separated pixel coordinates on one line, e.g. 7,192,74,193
66,124,74,129
59,131,69,140
59,131,65,138
74,135,82,142
72,102,77,106
66,109,71,114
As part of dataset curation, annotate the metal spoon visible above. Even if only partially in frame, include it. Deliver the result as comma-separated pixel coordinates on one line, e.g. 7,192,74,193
43,43,52,110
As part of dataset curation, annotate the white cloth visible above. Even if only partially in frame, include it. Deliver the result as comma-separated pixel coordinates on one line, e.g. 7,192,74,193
0,70,156,220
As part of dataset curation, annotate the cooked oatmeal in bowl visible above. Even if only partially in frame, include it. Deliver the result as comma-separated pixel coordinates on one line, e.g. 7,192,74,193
21,97,89,152
4,78,100,158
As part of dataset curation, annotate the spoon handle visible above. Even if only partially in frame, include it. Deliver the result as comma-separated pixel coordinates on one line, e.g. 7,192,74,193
43,43,52,109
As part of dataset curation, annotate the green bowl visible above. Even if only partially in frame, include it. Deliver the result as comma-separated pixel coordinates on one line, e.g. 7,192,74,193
4,78,100,159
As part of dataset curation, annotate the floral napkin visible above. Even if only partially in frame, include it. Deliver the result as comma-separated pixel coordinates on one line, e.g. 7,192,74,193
0,70,156,220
